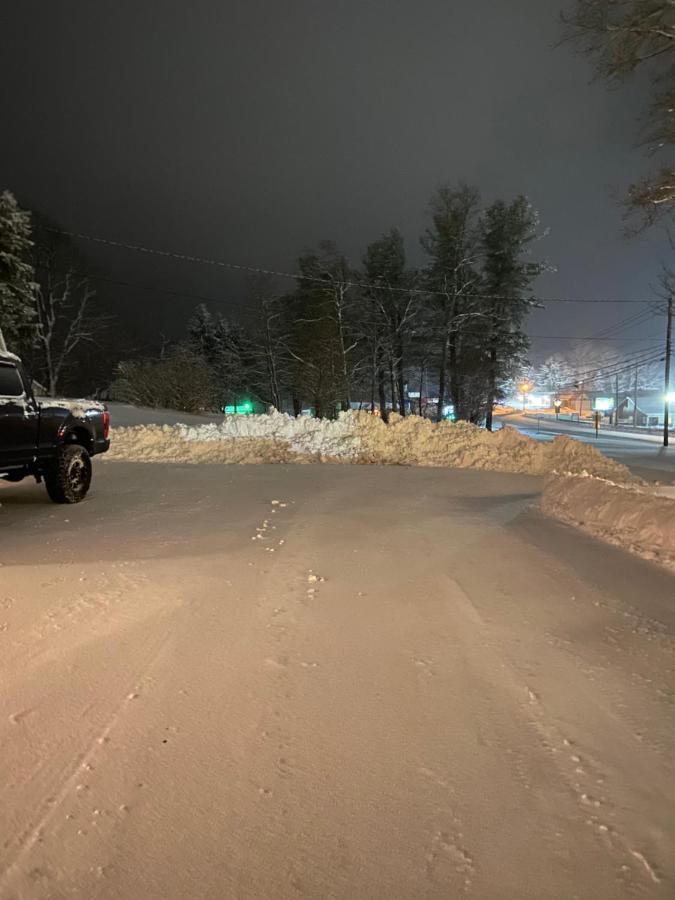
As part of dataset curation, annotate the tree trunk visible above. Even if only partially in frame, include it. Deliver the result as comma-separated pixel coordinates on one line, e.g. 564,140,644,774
265,317,281,410
292,394,302,417
377,361,388,423
448,333,459,420
389,360,398,414
436,334,449,423
334,285,351,413
395,334,406,417
485,346,497,431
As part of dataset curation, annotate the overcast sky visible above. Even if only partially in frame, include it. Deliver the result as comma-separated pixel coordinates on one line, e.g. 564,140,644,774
1,0,670,359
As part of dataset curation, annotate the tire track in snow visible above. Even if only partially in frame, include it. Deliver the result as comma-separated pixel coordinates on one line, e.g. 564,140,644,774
0,614,179,893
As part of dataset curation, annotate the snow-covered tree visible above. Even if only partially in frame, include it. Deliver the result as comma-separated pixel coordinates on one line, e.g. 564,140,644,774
187,303,253,407
0,190,37,350
563,342,619,391
537,354,574,393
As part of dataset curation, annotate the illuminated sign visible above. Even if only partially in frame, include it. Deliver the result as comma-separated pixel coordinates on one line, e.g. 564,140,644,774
224,400,254,415
593,397,613,412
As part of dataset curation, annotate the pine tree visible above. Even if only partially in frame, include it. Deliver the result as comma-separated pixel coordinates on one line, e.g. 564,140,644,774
421,185,482,421
287,243,355,417
0,190,37,350
187,303,252,408
479,196,544,430
363,229,417,417
187,304,221,363
537,354,575,395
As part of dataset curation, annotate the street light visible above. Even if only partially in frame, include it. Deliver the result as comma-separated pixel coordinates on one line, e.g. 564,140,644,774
518,381,534,412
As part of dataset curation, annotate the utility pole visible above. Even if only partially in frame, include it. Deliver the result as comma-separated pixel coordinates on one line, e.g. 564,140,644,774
614,373,619,427
665,295,673,448
633,364,638,428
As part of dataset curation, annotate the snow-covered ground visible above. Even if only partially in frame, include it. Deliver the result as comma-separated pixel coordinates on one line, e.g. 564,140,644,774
1,462,675,898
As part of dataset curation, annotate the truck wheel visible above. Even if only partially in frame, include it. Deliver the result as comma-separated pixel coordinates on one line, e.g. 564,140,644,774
45,445,92,504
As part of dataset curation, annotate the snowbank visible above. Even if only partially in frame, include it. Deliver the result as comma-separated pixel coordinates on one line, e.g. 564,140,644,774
542,475,675,569
109,410,635,481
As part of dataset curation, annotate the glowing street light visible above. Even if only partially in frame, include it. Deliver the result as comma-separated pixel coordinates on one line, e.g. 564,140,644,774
518,380,534,411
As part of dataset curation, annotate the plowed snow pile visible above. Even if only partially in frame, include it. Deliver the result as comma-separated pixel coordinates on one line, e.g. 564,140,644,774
542,475,675,569
109,410,634,481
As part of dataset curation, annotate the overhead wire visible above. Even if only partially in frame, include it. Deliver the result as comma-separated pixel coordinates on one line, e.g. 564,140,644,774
41,225,666,306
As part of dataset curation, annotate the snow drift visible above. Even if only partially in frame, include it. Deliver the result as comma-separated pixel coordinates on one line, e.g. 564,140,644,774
109,410,635,481
542,475,675,570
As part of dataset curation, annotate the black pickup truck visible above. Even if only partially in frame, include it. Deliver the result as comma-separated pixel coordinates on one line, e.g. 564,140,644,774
0,350,110,503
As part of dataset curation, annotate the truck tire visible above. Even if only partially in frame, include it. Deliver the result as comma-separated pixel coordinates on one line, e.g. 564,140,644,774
45,445,92,503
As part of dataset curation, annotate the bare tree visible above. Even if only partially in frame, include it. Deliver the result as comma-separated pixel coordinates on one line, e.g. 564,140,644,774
112,347,218,412
563,1,675,224
246,277,293,411
35,263,104,396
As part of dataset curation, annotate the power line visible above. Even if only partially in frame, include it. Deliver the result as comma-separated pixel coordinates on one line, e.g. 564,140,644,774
524,333,662,342
556,348,665,392
589,306,662,339
42,225,663,306
546,345,663,384
87,274,666,340
89,274,260,314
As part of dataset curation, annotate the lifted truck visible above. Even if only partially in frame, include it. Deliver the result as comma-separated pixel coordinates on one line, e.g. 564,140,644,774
0,350,110,503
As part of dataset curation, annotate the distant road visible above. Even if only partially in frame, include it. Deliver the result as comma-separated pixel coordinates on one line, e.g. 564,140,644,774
496,412,675,482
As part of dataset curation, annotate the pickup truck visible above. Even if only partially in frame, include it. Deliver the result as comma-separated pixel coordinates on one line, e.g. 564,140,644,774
0,350,110,503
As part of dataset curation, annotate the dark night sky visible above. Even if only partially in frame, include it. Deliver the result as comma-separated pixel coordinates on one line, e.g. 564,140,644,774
1,0,670,360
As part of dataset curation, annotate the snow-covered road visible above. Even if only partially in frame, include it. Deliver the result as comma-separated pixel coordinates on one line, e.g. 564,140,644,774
1,462,674,898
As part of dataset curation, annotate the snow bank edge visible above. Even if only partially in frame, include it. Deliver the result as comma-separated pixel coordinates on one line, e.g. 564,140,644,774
541,476,675,571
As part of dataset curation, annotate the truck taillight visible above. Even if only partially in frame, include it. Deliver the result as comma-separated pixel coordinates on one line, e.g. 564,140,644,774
103,410,110,440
